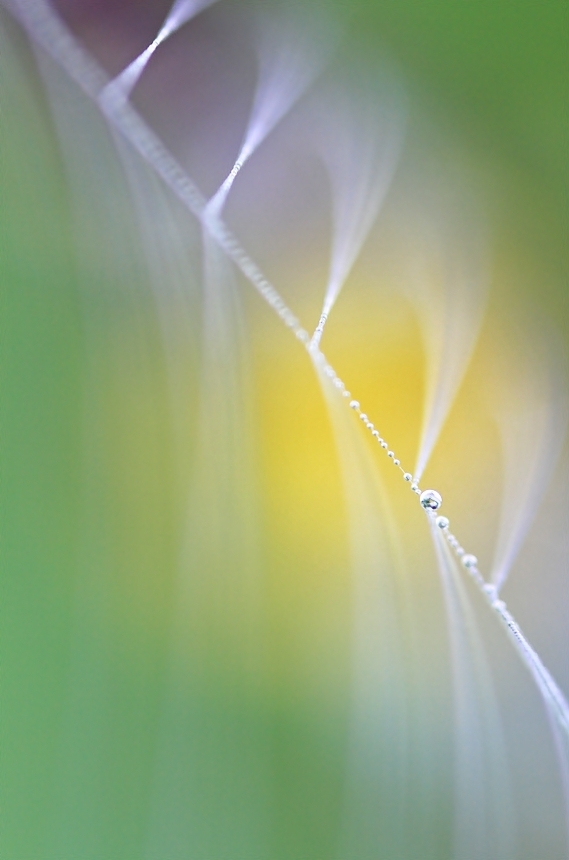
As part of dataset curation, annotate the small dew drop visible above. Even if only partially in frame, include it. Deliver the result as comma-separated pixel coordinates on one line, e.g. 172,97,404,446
403,473,412,482
462,554,478,569
436,516,449,529
350,400,360,410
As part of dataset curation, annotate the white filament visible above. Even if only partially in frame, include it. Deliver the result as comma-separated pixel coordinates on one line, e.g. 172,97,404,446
409,195,488,482
431,524,515,860
313,361,409,856
310,72,404,347
103,0,219,100
206,7,337,217
145,232,267,858
490,342,568,591
432,515,569,828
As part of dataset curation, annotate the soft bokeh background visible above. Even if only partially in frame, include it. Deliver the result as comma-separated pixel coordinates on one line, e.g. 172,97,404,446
2,1,568,858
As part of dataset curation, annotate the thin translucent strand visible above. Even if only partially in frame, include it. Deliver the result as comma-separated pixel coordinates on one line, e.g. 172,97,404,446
102,0,219,100
206,7,336,217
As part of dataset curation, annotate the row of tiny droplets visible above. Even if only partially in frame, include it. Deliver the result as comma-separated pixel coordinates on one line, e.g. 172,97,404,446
303,340,508,614
10,0,565,734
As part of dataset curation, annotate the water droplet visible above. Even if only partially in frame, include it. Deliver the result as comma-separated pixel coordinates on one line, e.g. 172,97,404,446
420,489,442,511
349,400,360,410
436,516,449,529
403,473,412,482
462,554,478,569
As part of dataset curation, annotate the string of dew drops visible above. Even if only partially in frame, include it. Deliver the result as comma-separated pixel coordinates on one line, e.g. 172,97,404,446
302,342,569,738
305,343,482,578
8,0,568,744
